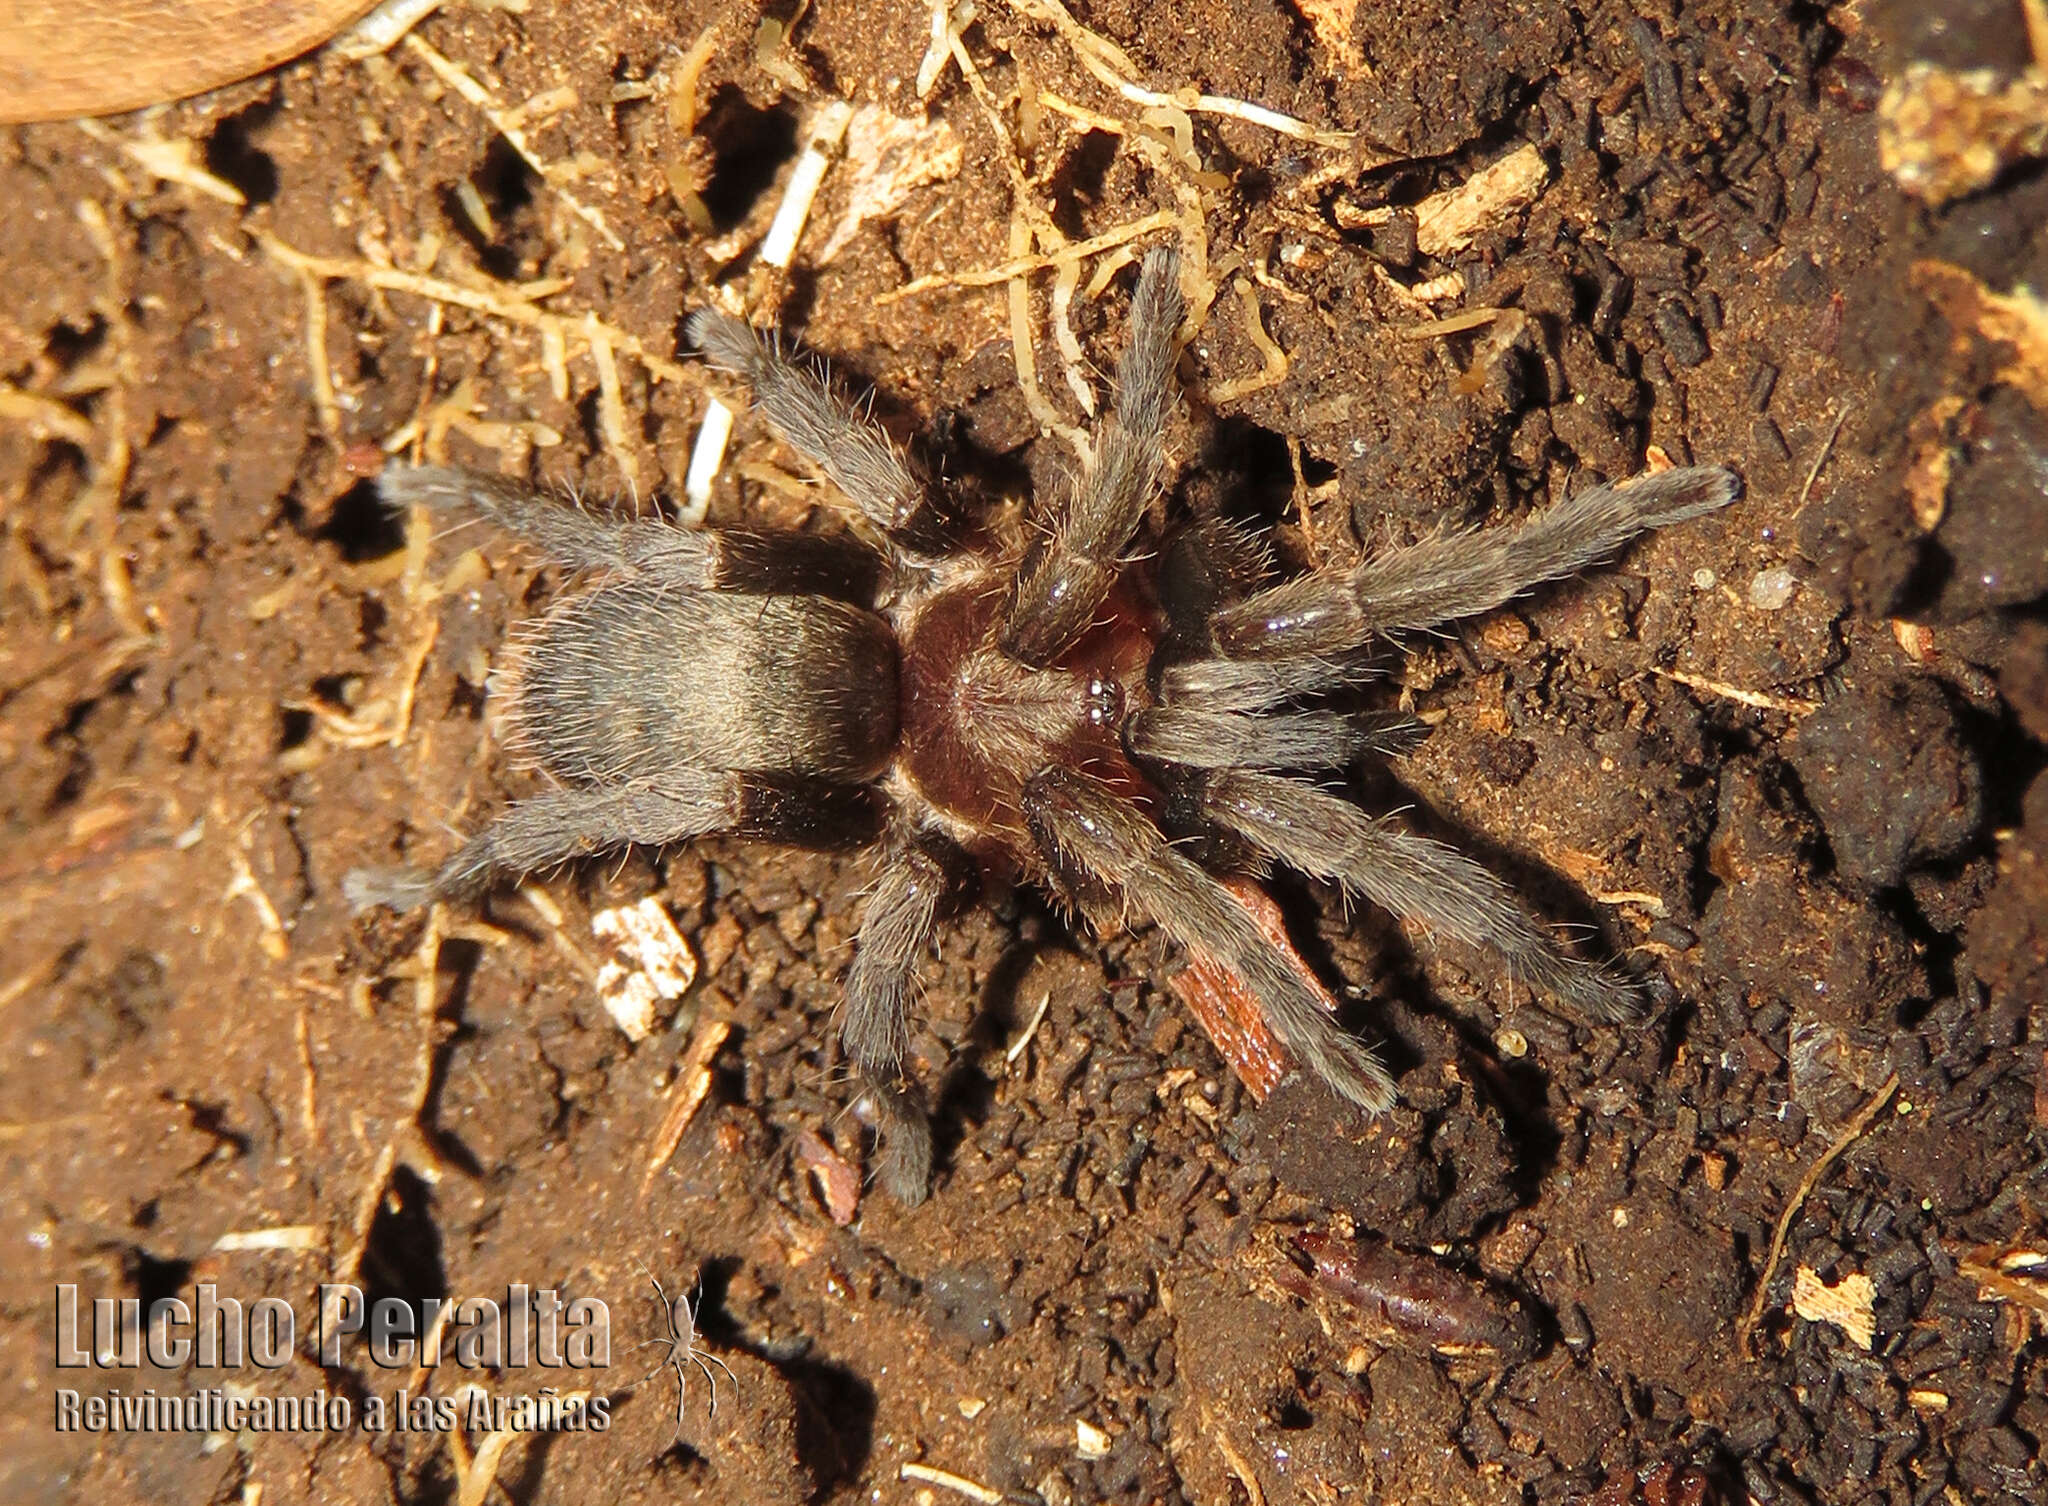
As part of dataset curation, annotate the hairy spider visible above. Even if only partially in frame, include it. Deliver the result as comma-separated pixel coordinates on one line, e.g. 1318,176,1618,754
345,248,1737,1204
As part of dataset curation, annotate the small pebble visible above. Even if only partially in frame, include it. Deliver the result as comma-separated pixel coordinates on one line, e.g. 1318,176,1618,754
1748,565,1798,610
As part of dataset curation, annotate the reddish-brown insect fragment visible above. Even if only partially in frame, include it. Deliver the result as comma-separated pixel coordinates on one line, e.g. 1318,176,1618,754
1275,1228,1539,1361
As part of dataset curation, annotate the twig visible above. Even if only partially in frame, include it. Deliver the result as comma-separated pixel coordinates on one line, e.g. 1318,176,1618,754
761,101,854,269
0,383,95,446
211,1225,323,1252
1213,1427,1268,1506
295,999,321,1149
402,35,624,251
875,210,1177,305
900,1462,1005,1505
69,201,151,645
1795,404,1850,513
1206,276,1289,403
1006,989,1053,1064
293,265,342,442
1742,1073,1899,1358
1008,0,1361,148
259,233,692,386
1651,667,1819,717
640,1016,733,1196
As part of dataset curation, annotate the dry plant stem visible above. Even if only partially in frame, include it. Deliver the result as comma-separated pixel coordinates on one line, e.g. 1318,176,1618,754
0,383,95,445
1211,1424,1269,1506
400,35,624,251
1650,667,1819,717
260,232,691,386
1207,276,1289,404
1007,0,1361,149
69,201,152,646
1796,403,1852,512
874,209,1178,304
1741,1073,1900,1358
900,1462,1006,1505
943,30,1092,457
1956,1254,2048,1319
322,1139,400,1344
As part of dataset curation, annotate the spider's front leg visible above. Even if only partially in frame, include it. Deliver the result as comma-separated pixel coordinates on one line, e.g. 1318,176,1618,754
1207,465,1740,659
1020,767,1397,1114
999,245,1184,666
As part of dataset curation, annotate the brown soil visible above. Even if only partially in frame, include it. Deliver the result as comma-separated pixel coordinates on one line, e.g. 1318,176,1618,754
3,2,2044,1504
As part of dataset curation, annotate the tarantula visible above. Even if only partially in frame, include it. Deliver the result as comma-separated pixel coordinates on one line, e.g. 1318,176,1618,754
346,247,1737,1203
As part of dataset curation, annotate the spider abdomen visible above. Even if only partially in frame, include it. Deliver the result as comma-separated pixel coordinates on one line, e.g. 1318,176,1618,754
507,584,899,784
898,573,1157,842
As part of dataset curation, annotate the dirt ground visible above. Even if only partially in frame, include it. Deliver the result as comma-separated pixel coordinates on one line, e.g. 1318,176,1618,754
3,1,2046,1503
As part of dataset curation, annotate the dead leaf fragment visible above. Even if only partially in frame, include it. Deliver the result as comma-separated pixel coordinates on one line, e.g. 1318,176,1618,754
818,105,963,263
1338,144,1549,257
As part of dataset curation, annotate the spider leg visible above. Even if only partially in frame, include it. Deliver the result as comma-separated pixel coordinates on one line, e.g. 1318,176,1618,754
343,772,878,911
1000,246,1184,666
1021,767,1396,1113
687,310,954,553
1201,770,1641,1023
380,464,881,601
843,838,960,1205
1157,654,1380,714
1208,465,1739,660
691,1347,739,1419
1131,705,1430,770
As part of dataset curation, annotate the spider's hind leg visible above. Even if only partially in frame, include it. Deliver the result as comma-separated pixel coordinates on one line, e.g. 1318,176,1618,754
842,834,973,1205
343,773,879,912
378,464,882,602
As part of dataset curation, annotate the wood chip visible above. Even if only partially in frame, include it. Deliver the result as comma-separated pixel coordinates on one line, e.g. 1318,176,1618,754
1169,878,1334,1101
901,1462,1004,1505
640,1017,731,1196
211,1225,325,1253
794,1128,862,1226
1912,258,2048,413
1792,1265,1877,1350
1880,63,2048,207
818,105,963,264
591,897,699,1041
